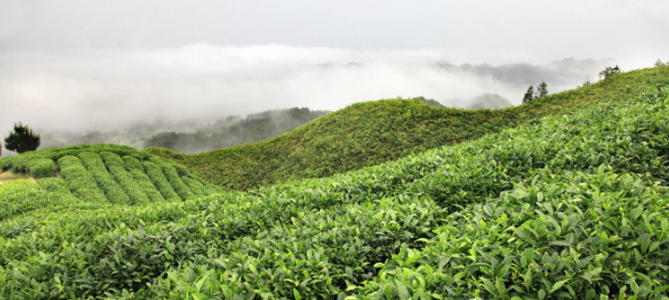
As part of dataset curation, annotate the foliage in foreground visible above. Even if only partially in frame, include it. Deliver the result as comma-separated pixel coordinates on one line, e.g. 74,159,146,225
1,83,668,298
148,67,669,190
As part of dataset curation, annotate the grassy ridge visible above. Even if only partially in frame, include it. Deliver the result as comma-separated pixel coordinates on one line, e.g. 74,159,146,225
0,144,219,207
148,67,669,190
1,72,668,298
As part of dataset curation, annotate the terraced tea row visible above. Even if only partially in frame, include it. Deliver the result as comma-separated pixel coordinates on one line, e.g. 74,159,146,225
0,145,218,210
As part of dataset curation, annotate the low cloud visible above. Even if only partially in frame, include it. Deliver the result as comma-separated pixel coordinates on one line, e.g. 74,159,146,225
1,44,618,137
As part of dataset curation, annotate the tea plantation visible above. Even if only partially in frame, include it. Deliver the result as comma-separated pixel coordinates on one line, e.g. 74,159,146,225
1,66,669,299
0,144,219,217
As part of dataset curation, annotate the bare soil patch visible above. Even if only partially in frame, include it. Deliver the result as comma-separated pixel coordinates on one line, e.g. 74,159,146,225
0,171,37,185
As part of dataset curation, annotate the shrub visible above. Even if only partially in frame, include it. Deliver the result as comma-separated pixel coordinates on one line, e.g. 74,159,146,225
124,156,166,203
151,157,194,200
143,160,181,201
0,180,42,220
0,155,16,171
28,158,56,178
79,152,130,205
599,65,621,79
37,177,73,196
360,170,669,299
58,155,108,203
100,152,150,205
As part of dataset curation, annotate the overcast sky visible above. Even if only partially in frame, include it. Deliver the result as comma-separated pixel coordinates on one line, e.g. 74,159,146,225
1,0,668,136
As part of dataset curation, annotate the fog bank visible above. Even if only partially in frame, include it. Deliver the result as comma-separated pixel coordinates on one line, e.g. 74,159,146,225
1,44,623,137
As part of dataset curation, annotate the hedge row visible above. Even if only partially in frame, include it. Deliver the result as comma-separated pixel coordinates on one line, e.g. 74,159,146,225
27,159,57,178
0,144,215,206
0,144,148,174
142,160,182,202
123,156,167,203
57,155,108,203
151,157,194,200
79,152,131,205
37,177,73,196
100,152,150,205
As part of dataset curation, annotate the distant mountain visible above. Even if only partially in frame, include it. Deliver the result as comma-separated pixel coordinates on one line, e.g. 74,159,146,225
27,107,329,156
36,119,205,152
143,107,329,153
436,58,612,87
465,93,514,110
416,96,446,107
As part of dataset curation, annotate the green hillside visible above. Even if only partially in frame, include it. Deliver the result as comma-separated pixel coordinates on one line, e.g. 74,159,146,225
1,70,668,298
0,144,219,217
148,67,669,190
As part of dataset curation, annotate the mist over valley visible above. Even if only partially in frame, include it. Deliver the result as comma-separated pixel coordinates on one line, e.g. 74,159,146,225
1,45,617,154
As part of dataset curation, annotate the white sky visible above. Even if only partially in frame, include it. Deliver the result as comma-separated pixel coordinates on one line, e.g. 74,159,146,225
1,0,668,134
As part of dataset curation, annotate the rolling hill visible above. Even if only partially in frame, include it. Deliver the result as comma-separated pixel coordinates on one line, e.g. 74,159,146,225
148,66,669,190
0,66,668,298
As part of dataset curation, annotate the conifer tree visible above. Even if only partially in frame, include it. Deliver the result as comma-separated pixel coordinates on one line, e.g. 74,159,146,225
4,123,40,154
522,85,534,103
536,81,548,98
599,65,621,79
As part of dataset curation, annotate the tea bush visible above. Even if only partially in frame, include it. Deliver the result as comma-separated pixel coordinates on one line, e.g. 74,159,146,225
0,144,218,206
151,157,194,200
0,180,44,221
143,160,181,201
27,158,56,178
57,155,108,203
359,169,669,299
123,156,167,203
100,152,150,205
79,152,131,205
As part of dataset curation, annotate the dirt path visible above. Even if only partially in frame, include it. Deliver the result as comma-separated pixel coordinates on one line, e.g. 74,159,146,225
0,171,37,185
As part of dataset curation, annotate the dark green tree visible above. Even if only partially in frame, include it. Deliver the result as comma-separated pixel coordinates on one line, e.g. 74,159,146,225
4,123,41,154
599,65,621,79
522,85,534,103
536,81,548,98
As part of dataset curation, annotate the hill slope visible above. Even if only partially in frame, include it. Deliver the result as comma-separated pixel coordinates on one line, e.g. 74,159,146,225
1,80,668,298
149,67,669,190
